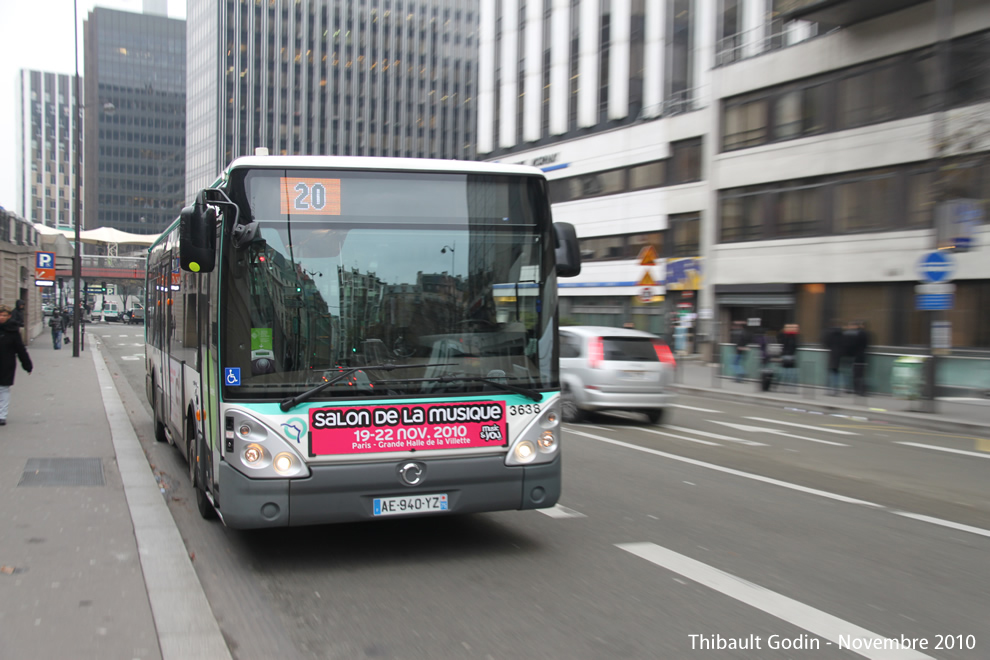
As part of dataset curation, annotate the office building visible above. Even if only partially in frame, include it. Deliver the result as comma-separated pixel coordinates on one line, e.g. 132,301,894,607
186,0,479,196
15,71,80,230
83,7,186,234
480,0,990,350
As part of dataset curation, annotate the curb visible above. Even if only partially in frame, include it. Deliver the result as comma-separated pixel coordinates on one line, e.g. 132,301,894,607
675,384,990,437
92,342,233,660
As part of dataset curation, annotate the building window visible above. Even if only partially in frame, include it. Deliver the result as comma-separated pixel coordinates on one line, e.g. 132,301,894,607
578,231,664,262
836,172,895,233
776,186,824,237
906,170,935,228
723,97,768,150
719,194,763,242
629,160,666,190
773,85,825,140
670,137,702,183
668,213,700,256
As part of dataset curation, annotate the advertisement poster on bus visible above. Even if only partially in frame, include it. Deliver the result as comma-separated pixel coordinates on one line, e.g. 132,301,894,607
309,401,508,456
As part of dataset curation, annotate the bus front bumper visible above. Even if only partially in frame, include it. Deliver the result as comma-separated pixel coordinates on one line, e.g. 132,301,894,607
216,455,561,529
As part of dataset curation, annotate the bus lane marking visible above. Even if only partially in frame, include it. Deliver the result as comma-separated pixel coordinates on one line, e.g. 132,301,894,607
894,442,990,460
569,430,990,541
710,421,849,447
567,430,873,506
633,427,722,447
671,403,723,413
616,542,936,660
745,416,859,435
537,504,586,519
665,424,766,446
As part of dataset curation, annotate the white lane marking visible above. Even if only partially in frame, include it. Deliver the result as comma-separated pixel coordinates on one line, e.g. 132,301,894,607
579,424,610,431
671,403,723,413
536,504,586,519
895,442,990,460
892,512,990,539
616,542,936,660
567,430,876,507
745,416,859,436
711,421,849,447
633,427,721,446
121,355,143,361
570,429,990,540
666,424,767,446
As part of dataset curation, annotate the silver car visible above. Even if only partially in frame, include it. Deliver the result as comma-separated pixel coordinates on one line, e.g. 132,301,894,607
558,326,677,424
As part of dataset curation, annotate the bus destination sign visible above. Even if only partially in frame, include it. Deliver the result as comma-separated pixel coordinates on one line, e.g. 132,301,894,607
309,401,508,456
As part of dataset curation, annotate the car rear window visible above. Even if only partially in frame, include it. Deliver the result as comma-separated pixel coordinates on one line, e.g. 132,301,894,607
602,337,658,362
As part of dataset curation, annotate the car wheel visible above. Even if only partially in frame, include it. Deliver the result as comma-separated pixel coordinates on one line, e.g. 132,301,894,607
645,409,665,425
561,386,586,423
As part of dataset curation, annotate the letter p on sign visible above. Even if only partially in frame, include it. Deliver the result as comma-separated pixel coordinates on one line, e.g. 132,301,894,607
35,251,56,281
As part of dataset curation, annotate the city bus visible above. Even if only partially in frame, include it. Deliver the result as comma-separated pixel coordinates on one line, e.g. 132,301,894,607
146,155,580,528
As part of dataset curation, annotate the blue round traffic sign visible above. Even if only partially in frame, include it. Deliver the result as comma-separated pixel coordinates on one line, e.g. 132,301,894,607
917,251,955,284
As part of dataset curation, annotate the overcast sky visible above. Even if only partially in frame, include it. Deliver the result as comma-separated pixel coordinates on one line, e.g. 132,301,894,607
0,0,186,214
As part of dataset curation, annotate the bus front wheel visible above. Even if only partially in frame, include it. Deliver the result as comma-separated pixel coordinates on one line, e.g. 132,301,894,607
188,420,217,520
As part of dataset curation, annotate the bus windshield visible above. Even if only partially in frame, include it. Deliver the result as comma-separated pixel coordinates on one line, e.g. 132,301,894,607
219,167,558,400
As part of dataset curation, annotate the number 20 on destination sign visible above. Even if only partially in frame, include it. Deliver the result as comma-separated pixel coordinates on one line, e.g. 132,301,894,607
279,177,341,215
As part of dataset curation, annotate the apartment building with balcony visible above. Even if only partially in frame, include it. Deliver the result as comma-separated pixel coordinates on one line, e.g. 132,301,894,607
480,0,990,350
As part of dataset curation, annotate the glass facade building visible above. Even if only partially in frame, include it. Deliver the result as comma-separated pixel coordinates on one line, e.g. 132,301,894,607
83,8,186,234
16,71,79,230
186,0,479,196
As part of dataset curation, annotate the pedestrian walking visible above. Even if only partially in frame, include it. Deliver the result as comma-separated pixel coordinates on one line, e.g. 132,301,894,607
779,323,800,387
49,307,65,349
0,304,34,425
730,320,750,382
843,320,869,396
823,320,844,395
851,320,870,396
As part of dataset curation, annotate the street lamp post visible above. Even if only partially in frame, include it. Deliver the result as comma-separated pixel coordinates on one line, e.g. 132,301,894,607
441,244,455,273
72,0,114,356
72,0,82,357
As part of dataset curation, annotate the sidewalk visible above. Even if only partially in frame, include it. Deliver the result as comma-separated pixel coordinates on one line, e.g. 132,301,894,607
673,358,990,436
0,333,229,660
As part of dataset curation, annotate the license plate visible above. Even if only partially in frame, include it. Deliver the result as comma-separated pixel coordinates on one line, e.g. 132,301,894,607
623,370,649,380
373,493,449,517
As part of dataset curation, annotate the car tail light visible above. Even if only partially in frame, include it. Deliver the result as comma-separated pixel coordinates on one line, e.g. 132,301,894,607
588,337,604,369
654,341,676,367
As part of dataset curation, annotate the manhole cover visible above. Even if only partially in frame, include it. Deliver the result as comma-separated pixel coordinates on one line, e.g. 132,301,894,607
18,458,105,487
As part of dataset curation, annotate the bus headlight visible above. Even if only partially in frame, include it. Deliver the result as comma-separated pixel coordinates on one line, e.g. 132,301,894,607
273,452,294,474
538,431,556,449
244,443,265,465
513,440,537,464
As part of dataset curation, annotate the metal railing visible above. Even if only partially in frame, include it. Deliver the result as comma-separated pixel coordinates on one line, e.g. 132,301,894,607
715,20,823,68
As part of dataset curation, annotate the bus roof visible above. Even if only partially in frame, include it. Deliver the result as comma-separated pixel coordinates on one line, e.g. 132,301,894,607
223,155,546,179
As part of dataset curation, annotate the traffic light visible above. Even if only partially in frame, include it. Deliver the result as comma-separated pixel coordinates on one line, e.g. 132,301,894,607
101,281,107,293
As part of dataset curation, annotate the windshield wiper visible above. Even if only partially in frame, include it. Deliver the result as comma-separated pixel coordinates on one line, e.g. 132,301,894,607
377,375,543,402
279,363,455,412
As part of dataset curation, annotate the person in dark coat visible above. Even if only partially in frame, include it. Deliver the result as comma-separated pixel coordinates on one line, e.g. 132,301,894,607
0,304,33,425
779,323,800,385
822,320,844,395
729,320,750,382
843,320,869,396
50,307,65,349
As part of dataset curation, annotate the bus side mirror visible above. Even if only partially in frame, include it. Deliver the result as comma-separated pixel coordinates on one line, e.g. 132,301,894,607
554,222,581,278
179,194,217,273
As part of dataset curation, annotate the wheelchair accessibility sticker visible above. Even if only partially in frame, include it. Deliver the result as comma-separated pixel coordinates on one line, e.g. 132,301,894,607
224,368,241,386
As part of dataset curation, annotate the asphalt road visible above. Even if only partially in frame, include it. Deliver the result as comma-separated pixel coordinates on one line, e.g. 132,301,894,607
93,325,990,660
